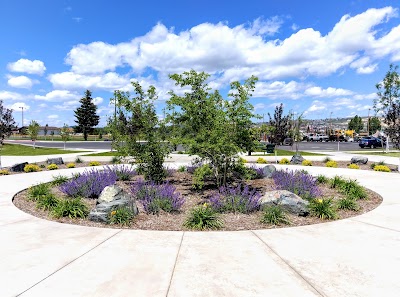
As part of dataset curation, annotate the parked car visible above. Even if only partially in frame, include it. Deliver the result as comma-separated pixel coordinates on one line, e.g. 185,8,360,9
359,137,385,148
283,137,294,146
307,134,329,142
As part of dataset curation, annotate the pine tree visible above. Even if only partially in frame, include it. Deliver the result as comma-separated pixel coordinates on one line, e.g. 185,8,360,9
74,90,100,141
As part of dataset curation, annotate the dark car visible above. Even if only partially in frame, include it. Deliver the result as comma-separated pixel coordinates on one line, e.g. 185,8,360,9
283,137,294,146
359,137,385,148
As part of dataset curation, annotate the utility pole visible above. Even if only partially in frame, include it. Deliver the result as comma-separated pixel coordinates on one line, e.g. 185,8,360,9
329,112,333,135
19,106,24,135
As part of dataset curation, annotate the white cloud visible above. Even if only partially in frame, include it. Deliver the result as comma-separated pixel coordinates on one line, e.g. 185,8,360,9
34,90,80,102
304,100,327,115
304,86,353,97
6,102,30,111
7,59,46,75
0,91,25,101
254,81,307,99
47,115,59,119
93,96,103,105
249,16,284,36
48,72,129,90
7,75,35,89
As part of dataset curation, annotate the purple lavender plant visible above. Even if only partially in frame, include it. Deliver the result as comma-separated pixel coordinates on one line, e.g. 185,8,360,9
164,166,176,177
209,184,261,213
105,165,137,181
131,179,185,214
272,169,321,200
60,169,117,198
248,165,264,179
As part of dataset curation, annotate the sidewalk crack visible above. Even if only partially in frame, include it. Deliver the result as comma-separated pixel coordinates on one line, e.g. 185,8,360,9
166,232,185,297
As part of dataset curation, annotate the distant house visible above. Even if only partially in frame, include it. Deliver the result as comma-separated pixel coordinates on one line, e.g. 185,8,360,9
38,126,61,136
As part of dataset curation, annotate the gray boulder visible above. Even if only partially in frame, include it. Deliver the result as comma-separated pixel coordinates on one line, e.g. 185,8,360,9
351,156,368,165
262,165,276,178
290,154,304,165
98,185,131,204
89,185,138,223
10,162,28,172
260,190,309,216
47,157,64,165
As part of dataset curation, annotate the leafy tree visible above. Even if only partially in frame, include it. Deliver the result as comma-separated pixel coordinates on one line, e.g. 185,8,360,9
0,100,16,145
268,103,290,144
227,76,259,155
167,70,258,186
374,64,400,148
60,124,70,150
368,116,381,134
348,115,364,133
74,90,100,141
109,83,170,183
27,120,40,149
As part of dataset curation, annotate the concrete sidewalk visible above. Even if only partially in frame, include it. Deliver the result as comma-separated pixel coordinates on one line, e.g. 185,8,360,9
1,158,400,296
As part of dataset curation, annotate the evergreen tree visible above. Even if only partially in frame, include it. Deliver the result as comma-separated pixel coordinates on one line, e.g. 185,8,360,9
368,117,381,134
348,115,364,133
267,103,290,144
74,90,100,141
0,100,16,145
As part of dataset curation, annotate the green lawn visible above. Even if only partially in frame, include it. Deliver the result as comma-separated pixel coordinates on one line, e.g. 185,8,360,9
352,151,400,157
85,151,118,156
0,144,86,156
251,149,326,157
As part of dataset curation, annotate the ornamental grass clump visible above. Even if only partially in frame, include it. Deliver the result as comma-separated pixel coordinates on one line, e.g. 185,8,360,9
60,169,117,198
330,176,366,200
261,205,290,225
337,197,360,211
107,207,134,226
36,193,60,211
105,165,136,181
28,183,51,201
209,184,261,213
51,174,69,186
316,174,329,184
52,197,89,219
373,165,391,172
131,179,185,214
272,169,321,200
308,198,337,220
184,204,223,230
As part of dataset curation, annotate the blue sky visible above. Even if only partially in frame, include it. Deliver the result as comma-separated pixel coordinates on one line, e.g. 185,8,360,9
1,0,400,128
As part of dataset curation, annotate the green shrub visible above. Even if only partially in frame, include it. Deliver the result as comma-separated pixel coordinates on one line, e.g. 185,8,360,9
111,156,120,164
323,156,332,163
377,160,386,166
302,160,312,166
52,198,89,219
330,176,366,200
89,161,101,166
279,158,290,164
24,164,41,173
238,157,247,164
75,156,83,163
370,163,376,169
373,165,390,172
36,193,60,211
337,197,360,211
192,164,213,190
184,204,223,230
316,174,329,184
261,206,290,225
51,175,69,186
178,165,186,172
256,157,267,164
108,207,134,226
330,175,346,189
66,162,76,168
325,160,338,168
39,164,46,168
308,198,337,220
0,169,10,175
347,163,359,169
28,183,51,201
47,164,59,170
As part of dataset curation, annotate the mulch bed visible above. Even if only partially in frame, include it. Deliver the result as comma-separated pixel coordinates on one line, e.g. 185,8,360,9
12,169,383,231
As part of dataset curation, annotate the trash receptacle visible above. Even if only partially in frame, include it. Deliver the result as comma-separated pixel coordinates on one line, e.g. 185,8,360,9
266,144,275,153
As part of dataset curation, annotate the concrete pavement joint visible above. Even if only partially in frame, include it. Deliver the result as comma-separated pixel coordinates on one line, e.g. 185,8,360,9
0,217,34,228
166,232,185,297
251,230,326,297
16,229,123,296
349,218,400,233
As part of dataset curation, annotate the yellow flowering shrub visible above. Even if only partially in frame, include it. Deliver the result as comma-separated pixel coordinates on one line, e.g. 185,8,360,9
47,164,59,170
0,169,10,175
348,164,359,169
325,160,338,168
89,161,101,166
373,165,390,172
302,160,312,166
279,158,290,164
66,163,76,168
256,157,267,164
24,164,41,173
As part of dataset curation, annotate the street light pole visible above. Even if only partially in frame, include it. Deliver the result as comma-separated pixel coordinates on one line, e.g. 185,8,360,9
19,106,24,136
367,108,370,135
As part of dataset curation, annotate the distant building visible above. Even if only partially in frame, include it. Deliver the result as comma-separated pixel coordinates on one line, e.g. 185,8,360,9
38,126,61,136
